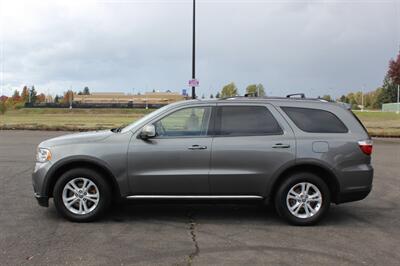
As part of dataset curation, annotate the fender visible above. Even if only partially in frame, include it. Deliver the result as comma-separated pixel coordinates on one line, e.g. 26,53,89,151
42,155,121,198
264,158,340,199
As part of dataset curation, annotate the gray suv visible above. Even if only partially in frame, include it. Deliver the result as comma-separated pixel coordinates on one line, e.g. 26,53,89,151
32,96,373,225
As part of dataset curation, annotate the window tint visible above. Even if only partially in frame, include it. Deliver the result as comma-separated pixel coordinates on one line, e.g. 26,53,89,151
155,107,211,137
217,106,282,136
282,107,348,133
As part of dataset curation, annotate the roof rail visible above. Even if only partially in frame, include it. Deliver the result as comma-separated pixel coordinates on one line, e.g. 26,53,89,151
286,93,305,98
217,94,332,102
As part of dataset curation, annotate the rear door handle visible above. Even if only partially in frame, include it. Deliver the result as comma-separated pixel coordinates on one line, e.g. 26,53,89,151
272,143,290,149
188,145,207,150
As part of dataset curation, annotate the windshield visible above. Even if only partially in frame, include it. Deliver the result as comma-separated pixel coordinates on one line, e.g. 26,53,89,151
120,104,175,133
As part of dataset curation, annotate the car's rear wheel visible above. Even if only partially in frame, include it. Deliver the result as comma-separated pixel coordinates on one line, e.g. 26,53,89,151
53,168,111,222
274,172,330,225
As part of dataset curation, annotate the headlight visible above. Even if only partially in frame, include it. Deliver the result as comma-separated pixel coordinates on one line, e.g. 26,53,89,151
36,148,52,163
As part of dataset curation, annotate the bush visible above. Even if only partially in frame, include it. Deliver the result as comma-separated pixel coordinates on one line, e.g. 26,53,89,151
14,102,25,110
0,101,7,114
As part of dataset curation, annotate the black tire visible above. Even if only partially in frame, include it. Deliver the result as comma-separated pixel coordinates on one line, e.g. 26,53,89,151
53,168,112,222
274,172,330,226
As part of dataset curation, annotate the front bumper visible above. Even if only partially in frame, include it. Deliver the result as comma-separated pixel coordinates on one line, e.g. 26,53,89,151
32,161,52,207
34,193,49,207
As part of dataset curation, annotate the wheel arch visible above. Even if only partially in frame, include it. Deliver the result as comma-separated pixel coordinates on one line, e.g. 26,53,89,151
44,156,121,200
267,161,340,204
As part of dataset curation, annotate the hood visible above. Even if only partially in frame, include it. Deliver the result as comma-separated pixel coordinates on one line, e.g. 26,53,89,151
39,130,114,147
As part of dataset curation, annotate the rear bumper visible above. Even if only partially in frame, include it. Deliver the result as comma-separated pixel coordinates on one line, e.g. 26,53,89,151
336,163,373,203
336,186,372,204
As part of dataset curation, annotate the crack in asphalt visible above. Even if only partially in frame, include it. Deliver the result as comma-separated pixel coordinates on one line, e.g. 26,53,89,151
187,211,199,265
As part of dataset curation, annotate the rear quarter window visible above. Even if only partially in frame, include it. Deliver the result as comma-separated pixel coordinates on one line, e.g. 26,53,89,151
281,107,348,133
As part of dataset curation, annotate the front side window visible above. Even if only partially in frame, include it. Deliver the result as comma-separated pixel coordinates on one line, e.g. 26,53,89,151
281,107,348,133
216,106,282,136
154,106,211,137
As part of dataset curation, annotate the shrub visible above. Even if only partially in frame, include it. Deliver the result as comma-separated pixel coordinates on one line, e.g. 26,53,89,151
0,101,7,114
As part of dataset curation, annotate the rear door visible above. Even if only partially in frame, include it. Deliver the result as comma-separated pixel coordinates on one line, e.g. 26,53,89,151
209,103,296,196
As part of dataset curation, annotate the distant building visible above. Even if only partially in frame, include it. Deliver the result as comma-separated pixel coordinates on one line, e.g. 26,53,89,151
73,91,186,104
382,103,400,112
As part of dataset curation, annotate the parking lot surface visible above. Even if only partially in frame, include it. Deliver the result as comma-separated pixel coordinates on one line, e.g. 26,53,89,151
1,130,400,265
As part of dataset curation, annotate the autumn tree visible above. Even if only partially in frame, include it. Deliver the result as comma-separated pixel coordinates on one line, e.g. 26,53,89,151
37,93,46,103
388,50,400,85
62,90,74,105
21,86,29,102
220,82,238,98
12,90,21,102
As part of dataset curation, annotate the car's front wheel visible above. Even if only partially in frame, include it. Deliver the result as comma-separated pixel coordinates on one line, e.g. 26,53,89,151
274,172,330,225
53,168,111,222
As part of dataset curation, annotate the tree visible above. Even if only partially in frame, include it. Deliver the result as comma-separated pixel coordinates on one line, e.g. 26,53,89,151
21,86,29,102
246,83,266,96
210,94,214,99
37,93,46,103
29,86,37,103
220,82,238,98
201,94,205,99
388,50,400,85
215,92,220,98
246,84,257,96
0,100,7,114
62,90,74,105
83,87,90,95
54,95,60,103
321,95,332,101
339,95,347,103
12,90,21,102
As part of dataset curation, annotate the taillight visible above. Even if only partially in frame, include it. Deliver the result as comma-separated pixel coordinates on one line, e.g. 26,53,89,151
358,140,373,155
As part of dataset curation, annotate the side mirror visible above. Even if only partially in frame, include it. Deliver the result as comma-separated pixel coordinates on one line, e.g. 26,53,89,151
140,124,156,139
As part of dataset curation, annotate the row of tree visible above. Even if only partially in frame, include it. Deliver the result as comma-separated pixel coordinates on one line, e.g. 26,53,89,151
0,86,90,114
338,51,399,109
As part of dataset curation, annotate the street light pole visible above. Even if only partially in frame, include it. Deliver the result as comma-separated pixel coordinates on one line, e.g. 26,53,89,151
191,0,196,99
397,84,399,114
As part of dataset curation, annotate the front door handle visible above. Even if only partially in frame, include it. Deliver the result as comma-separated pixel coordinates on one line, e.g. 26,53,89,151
188,145,207,150
272,143,291,149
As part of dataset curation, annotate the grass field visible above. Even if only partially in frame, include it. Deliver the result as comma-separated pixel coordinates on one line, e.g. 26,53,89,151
1,108,399,137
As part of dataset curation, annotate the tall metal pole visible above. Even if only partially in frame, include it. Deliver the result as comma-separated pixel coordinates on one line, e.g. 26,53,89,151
191,0,196,99
397,84,399,114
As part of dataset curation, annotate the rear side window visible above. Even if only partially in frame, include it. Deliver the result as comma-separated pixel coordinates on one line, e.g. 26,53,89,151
216,106,282,136
282,107,348,133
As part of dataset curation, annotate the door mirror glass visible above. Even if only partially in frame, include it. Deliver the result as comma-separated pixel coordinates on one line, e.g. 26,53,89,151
140,124,156,139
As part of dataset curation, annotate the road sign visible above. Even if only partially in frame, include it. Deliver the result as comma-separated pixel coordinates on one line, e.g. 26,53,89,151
188,79,199,87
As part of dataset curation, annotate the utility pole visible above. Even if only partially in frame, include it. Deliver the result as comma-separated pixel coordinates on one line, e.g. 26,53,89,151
191,0,196,99
397,84,399,114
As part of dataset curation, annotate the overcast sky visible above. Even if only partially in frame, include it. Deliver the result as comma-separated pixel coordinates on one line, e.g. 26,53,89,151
0,0,399,98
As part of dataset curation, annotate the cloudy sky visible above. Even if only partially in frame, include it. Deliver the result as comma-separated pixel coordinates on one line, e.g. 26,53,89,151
0,0,399,98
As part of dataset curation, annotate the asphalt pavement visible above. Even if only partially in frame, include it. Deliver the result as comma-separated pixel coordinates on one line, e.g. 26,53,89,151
0,130,399,265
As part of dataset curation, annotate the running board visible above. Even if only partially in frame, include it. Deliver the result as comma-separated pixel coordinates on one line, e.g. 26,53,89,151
126,195,263,199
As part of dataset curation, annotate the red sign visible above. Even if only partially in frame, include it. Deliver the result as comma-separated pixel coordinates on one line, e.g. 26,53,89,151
188,79,199,87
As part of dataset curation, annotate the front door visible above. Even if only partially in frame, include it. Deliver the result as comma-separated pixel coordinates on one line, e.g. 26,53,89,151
127,105,213,195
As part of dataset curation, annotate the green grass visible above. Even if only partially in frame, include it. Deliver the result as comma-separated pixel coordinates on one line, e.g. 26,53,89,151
353,111,400,137
0,108,154,131
0,108,399,137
